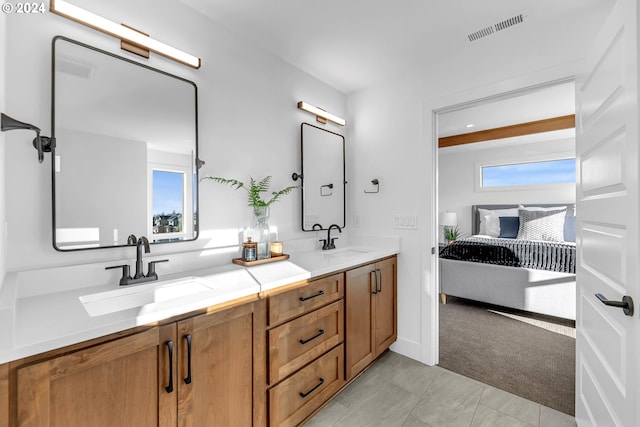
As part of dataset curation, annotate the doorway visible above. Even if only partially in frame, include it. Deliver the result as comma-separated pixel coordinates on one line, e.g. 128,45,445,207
434,80,577,415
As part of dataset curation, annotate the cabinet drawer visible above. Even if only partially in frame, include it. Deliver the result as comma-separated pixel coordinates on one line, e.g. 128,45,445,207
269,345,344,427
268,273,344,326
269,300,343,384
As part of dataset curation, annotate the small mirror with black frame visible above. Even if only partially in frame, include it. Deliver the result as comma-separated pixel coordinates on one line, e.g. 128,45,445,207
52,36,199,250
299,123,345,231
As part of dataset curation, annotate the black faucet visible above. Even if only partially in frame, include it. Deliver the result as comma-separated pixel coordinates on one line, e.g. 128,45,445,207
134,236,150,279
106,235,169,286
320,224,342,250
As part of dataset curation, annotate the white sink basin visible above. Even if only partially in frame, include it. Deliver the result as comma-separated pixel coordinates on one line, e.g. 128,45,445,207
323,249,369,259
80,276,216,317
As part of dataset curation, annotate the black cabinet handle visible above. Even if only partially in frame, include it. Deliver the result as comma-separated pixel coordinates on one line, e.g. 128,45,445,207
377,269,382,293
165,340,174,393
372,270,378,294
300,290,325,302
183,334,192,384
299,378,324,398
595,293,634,316
299,329,325,345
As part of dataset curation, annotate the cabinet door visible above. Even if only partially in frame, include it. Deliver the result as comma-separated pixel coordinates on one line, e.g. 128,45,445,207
374,257,397,356
16,327,174,427
177,300,266,427
345,264,376,381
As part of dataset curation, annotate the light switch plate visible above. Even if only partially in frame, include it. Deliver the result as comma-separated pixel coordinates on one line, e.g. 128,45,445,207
393,214,417,229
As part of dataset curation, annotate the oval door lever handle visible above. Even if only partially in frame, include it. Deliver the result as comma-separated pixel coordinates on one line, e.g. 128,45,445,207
595,293,634,316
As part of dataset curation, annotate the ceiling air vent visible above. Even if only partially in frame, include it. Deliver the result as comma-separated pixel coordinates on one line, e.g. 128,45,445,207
468,26,494,42
467,9,528,42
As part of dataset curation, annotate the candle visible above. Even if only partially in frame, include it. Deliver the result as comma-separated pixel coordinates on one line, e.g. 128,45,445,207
270,241,283,257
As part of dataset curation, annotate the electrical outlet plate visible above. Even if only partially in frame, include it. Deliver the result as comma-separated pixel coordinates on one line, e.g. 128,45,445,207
393,214,417,229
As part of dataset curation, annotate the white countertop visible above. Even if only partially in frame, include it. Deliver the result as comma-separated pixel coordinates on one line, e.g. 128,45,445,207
0,238,399,364
290,245,399,278
0,265,261,364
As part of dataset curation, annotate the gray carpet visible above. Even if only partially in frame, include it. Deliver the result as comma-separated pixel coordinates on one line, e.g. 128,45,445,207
439,296,575,416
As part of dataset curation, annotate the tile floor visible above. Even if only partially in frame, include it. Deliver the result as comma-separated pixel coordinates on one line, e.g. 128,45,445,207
305,351,576,427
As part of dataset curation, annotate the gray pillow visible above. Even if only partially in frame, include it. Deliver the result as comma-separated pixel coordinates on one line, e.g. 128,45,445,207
517,207,567,242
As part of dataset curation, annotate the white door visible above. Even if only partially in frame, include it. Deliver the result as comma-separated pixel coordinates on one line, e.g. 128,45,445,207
575,0,640,425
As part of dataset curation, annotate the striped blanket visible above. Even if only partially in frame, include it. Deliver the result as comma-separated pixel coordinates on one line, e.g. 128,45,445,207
440,237,576,274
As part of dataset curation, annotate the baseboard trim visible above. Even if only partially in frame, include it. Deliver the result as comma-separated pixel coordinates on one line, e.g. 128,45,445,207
390,337,423,363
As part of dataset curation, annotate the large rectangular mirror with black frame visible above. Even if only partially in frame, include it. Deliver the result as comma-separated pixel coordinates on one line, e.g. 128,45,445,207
52,36,199,250
298,123,345,231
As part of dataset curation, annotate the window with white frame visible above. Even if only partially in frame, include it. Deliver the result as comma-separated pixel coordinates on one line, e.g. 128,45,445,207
480,158,576,188
151,169,185,238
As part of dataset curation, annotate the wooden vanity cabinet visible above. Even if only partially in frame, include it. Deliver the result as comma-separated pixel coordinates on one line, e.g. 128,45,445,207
10,298,266,427
345,256,397,381
265,273,345,427
5,254,397,427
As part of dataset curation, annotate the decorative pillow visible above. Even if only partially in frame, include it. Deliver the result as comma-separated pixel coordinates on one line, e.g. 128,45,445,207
517,207,567,242
478,207,519,236
564,216,576,242
498,217,520,238
484,215,501,237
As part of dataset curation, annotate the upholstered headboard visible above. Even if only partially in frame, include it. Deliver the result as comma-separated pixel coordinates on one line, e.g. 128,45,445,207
471,204,576,235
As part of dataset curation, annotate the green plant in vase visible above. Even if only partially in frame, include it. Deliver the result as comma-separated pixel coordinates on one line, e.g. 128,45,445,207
202,175,299,259
443,225,463,244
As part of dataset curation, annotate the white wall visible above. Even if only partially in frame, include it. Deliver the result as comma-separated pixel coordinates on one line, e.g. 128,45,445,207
2,0,345,273
346,79,426,360
438,135,576,237
347,10,602,363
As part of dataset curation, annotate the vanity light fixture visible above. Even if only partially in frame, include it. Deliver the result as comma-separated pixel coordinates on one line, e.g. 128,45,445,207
49,0,201,69
1,113,54,163
297,101,346,127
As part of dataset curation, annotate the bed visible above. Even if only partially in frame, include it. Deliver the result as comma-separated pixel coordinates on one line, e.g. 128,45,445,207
439,204,576,320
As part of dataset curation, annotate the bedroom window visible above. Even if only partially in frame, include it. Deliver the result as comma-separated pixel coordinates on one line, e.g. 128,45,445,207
481,158,576,188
